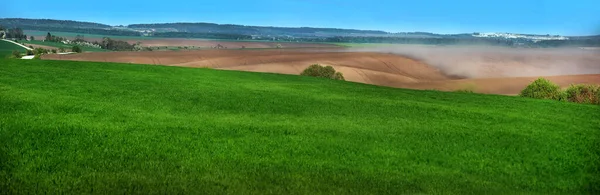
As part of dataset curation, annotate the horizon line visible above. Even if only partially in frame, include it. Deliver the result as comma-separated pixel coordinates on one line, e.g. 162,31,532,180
1,17,597,37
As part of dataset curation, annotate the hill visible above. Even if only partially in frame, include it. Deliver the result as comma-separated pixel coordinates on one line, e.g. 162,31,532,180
128,22,389,37
0,18,110,29
0,39,28,58
1,59,598,194
2,18,599,47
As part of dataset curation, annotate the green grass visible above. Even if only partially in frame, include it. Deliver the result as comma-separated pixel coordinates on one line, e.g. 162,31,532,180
0,40,27,58
1,59,599,194
19,40,110,52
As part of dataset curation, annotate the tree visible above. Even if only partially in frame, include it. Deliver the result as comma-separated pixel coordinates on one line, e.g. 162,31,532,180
30,36,35,41
71,45,82,53
45,32,52,41
14,28,24,40
59,48,65,53
74,34,85,42
34,48,48,55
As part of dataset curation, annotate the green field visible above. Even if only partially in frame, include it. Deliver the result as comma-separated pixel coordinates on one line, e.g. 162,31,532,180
0,59,598,194
19,40,110,52
0,40,28,58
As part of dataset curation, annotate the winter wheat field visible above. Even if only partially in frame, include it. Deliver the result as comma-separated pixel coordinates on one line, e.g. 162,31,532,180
3,39,600,194
42,44,600,94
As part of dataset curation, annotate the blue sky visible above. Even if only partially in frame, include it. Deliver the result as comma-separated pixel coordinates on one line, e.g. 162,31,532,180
3,0,600,35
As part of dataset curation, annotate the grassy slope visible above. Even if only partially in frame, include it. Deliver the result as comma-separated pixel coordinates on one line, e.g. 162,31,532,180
0,59,599,194
0,40,27,58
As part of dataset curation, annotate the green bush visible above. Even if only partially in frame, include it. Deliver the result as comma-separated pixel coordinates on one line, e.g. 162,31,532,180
300,64,345,81
26,50,34,55
34,48,48,55
72,45,82,53
519,78,563,100
33,54,41,60
564,84,600,105
11,50,22,58
333,72,345,80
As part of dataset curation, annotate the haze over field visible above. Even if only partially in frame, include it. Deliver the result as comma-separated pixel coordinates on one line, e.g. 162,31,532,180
42,45,600,95
348,45,600,78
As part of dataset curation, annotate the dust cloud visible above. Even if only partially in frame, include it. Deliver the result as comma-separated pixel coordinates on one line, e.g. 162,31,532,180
347,45,600,79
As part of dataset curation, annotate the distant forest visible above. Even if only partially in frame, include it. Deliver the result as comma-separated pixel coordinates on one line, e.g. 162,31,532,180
1,18,599,47
128,23,389,37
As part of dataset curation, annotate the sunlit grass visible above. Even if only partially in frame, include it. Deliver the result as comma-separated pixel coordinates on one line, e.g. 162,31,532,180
0,59,598,194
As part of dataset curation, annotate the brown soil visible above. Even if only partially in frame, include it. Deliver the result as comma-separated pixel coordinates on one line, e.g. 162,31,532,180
42,47,600,95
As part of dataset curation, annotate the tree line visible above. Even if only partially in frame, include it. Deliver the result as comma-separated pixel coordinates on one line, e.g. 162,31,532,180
0,18,111,29
92,37,135,51
151,32,253,39
0,26,28,40
255,36,600,47
129,23,388,36
17,25,141,37
45,32,67,42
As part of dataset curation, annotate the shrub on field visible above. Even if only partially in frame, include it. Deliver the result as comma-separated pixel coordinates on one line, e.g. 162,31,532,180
71,45,82,53
34,48,48,55
26,50,34,55
51,49,57,53
11,50,22,58
519,78,563,100
564,84,600,105
58,48,65,53
334,72,345,80
33,54,41,60
301,64,345,81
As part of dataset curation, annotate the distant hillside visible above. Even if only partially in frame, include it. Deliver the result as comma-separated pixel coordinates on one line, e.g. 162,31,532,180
568,35,600,40
127,23,389,37
0,18,140,37
1,18,598,47
0,18,110,29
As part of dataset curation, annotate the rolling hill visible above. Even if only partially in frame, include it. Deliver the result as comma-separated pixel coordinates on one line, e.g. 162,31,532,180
0,39,28,58
0,59,598,194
